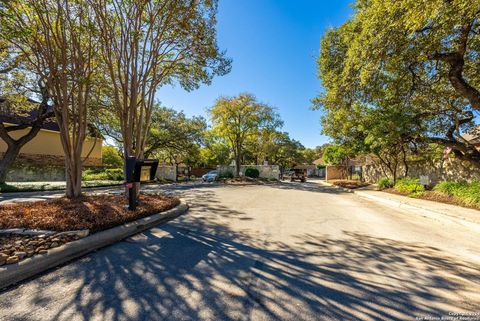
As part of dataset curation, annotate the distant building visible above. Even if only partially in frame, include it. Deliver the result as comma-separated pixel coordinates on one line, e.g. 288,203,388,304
0,109,102,167
461,128,480,151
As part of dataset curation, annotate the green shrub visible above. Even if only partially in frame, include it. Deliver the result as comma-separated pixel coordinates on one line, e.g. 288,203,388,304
102,146,123,167
434,181,480,205
105,168,124,180
220,171,234,179
394,177,424,194
377,177,394,189
245,167,260,178
0,183,19,193
83,168,124,181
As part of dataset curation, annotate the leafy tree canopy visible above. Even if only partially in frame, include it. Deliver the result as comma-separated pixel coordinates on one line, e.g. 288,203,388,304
314,0,480,164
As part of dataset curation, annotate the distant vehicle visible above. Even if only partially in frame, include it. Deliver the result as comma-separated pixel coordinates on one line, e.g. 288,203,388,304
290,168,307,182
281,170,294,180
202,170,219,182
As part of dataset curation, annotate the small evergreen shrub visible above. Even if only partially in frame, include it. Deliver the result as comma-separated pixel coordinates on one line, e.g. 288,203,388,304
83,168,124,181
394,177,424,194
434,181,480,205
377,177,394,190
245,167,260,178
220,171,234,179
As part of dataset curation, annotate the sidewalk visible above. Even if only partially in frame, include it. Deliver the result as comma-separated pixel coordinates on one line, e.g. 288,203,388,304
317,180,480,230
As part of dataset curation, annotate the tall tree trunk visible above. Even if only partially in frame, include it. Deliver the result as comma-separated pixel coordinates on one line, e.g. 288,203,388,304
64,158,82,198
0,144,22,183
0,89,52,184
0,123,44,184
235,144,241,177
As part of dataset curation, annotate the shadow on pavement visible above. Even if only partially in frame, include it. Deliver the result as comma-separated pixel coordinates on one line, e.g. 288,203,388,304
266,180,350,194
1,186,478,321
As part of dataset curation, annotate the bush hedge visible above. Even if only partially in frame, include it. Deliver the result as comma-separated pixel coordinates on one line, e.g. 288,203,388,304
377,177,394,190
220,171,234,179
394,177,424,194
82,168,124,181
245,167,260,178
434,181,480,205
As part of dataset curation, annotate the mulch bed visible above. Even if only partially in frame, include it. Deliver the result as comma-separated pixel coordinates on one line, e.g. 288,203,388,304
0,194,180,233
383,188,480,211
329,180,370,189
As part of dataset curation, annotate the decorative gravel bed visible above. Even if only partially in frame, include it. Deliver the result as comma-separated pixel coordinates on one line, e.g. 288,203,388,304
0,194,180,266
0,232,84,266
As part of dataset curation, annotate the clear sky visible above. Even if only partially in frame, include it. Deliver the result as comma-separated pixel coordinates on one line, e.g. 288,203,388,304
156,0,353,148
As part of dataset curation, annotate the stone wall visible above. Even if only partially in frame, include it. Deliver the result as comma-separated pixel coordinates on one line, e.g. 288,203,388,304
6,152,102,166
363,158,480,184
6,164,66,182
217,165,280,180
155,165,177,181
2,153,102,182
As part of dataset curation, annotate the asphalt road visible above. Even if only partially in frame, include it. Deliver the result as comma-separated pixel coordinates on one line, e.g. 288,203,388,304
1,181,479,321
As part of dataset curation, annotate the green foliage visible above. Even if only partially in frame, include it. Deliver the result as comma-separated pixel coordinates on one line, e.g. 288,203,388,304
377,177,394,190
434,181,480,205
266,131,305,171
145,105,206,168
314,0,480,166
394,177,424,194
245,167,260,178
82,168,123,181
200,135,231,167
102,146,123,167
209,93,283,174
323,145,349,165
220,171,234,179
301,148,318,164
0,183,19,193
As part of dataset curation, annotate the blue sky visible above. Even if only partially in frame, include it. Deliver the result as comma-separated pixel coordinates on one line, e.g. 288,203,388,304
156,0,353,148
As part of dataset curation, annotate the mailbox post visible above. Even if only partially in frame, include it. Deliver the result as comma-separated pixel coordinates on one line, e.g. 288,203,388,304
125,156,159,210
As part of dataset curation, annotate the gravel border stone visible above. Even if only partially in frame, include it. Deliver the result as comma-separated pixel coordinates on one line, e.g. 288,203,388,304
0,200,188,289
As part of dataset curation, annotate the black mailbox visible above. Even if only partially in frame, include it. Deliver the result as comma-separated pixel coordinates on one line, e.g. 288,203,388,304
125,156,159,210
125,156,159,183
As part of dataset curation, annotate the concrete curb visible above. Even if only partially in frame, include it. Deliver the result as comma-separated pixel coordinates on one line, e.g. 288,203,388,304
318,181,480,231
0,200,189,289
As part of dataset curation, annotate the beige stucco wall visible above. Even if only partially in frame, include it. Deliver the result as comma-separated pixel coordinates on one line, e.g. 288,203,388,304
326,165,348,180
0,126,102,162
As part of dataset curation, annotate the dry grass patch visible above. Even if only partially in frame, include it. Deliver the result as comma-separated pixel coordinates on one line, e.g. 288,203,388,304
0,194,180,232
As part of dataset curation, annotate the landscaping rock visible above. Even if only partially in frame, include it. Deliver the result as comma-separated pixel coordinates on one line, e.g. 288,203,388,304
0,230,92,266
14,251,26,260
6,256,19,264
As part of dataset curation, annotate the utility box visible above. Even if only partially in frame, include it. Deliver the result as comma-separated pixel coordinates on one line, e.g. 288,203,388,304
125,157,159,183
125,156,159,210
419,175,431,188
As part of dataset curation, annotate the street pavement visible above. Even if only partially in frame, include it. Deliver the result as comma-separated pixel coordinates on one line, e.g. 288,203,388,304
0,180,479,321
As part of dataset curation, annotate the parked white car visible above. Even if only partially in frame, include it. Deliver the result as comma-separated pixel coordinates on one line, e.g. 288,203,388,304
202,170,219,182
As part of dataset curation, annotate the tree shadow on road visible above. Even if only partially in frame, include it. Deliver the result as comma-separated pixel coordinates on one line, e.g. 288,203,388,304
266,181,351,195
1,189,479,321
